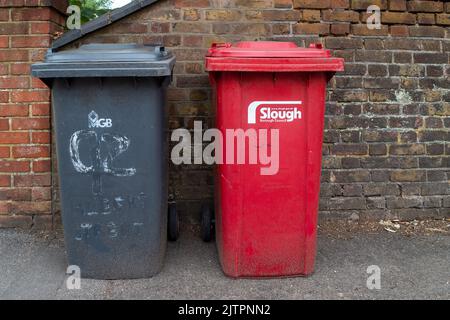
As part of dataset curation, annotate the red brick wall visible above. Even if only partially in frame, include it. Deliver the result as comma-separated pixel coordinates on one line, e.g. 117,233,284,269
0,0,67,228
2,0,449,228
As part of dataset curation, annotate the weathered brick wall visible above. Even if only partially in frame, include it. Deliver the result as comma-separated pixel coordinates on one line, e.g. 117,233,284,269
54,0,450,223
2,0,449,228
0,0,67,228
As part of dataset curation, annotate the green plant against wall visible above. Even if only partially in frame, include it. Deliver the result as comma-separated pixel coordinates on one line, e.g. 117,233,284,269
69,0,113,24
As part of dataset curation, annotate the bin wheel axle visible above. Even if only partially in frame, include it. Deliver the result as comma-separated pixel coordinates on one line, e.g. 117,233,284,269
168,203,179,242
201,204,215,242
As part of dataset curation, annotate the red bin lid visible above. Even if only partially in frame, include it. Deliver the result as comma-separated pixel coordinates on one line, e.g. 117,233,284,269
207,41,331,58
206,41,344,72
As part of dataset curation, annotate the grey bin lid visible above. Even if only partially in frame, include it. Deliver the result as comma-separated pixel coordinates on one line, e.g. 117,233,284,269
31,43,176,78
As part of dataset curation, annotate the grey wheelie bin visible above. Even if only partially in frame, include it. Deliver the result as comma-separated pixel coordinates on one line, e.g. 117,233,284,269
32,44,177,280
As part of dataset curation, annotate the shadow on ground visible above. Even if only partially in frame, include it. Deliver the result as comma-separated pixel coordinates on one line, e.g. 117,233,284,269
0,222,448,300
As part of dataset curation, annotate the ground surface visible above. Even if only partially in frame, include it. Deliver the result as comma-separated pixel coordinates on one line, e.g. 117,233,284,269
0,220,449,300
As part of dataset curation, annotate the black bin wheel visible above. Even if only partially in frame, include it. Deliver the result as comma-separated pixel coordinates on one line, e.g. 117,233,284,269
201,204,214,242
168,203,179,242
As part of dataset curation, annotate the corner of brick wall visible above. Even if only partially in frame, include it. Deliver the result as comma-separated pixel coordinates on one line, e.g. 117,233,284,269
0,0,67,229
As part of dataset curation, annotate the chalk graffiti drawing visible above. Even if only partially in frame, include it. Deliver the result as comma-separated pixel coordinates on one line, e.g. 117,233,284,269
70,129,136,195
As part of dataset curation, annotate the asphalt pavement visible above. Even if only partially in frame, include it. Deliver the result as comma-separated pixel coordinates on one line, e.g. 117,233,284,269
0,226,448,300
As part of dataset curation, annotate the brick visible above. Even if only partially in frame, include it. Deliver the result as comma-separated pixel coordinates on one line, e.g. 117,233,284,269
12,146,49,159
363,130,398,142
351,0,387,10
0,49,28,61
265,10,302,21
0,119,9,130
364,184,400,196
275,0,293,8
407,1,443,13
32,160,51,173
331,0,350,8
31,187,51,201
417,13,436,25
388,117,423,128
0,23,29,35
31,132,50,144
176,75,210,88
0,188,31,201
436,14,450,25
356,50,391,63
175,0,210,8
427,170,446,181
293,0,330,9
163,35,181,47
343,184,363,196
390,25,409,36
329,197,366,210
150,21,170,33
389,144,425,155
11,118,50,130
231,23,271,35
0,9,8,21
0,215,33,229
340,158,360,170
11,8,52,21
0,145,9,157
409,26,446,37
0,104,28,117
325,37,363,49
293,23,330,35
369,144,387,156
322,10,359,22
426,66,443,77
11,90,49,103
32,215,60,231
0,161,30,172
11,63,30,75
11,35,51,48
331,23,350,35
330,143,368,155
390,170,426,182
0,175,11,187
0,76,29,89
351,24,389,36
367,197,386,209
422,196,442,208
331,170,371,182
173,22,210,33
421,183,449,196
0,35,8,48
414,53,448,64
301,10,321,21
367,65,387,77
425,117,443,128
387,197,422,209
0,132,29,144
205,9,242,21
426,144,445,155
382,12,416,24
31,103,50,116
389,0,406,11
272,23,290,35
9,201,51,215
13,174,51,187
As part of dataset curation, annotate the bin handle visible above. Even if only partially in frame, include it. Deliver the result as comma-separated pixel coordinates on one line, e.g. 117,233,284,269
309,43,323,49
211,43,232,49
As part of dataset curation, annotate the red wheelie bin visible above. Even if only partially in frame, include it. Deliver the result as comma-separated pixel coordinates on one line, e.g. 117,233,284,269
204,41,344,278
